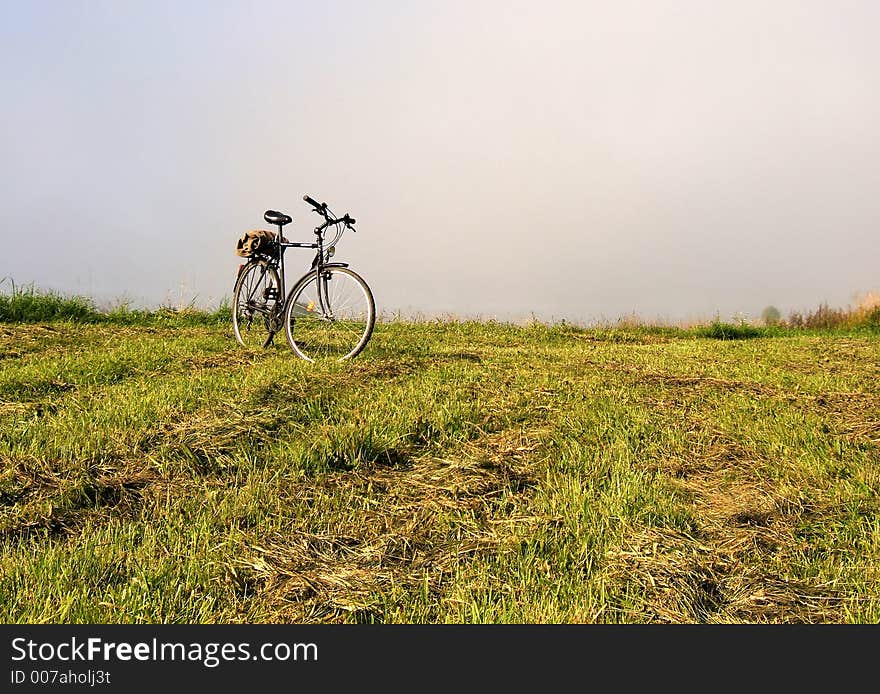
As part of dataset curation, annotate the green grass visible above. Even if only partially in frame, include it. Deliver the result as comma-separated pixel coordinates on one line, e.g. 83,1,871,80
695,321,765,340
0,311,878,623
0,283,231,326
0,284,99,323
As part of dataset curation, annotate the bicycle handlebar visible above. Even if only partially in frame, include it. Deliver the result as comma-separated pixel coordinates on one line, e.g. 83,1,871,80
317,215,356,230
303,195,326,212
304,194,356,230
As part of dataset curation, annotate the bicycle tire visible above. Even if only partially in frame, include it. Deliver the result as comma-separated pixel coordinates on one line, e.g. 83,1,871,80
283,266,375,361
232,259,282,349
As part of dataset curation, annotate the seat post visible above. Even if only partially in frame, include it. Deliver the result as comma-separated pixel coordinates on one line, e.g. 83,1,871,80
276,224,285,295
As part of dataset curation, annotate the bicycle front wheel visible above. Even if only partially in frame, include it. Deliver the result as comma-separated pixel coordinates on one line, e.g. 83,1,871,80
232,260,281,349
283,266,375,361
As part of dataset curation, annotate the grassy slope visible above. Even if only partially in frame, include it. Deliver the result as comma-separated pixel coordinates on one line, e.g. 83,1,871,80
0,320,878,623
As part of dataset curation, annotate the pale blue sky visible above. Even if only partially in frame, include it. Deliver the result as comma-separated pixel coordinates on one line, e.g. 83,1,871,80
2,1,877,323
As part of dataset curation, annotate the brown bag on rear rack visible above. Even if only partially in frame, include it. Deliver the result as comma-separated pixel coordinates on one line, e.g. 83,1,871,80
235,229,277,257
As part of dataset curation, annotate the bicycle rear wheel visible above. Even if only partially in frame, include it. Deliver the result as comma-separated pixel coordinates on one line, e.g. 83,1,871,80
283,266,375,361
232,260,281,349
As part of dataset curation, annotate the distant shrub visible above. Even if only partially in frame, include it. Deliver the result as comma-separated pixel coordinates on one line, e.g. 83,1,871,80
862,305,880,327
787,311,804,329
803,303,848,329
615,312,646,329
852,292,880,328
784,294,880,331
761,305,782,326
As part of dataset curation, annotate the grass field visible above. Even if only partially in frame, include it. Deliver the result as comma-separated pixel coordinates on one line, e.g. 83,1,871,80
1,309,878,623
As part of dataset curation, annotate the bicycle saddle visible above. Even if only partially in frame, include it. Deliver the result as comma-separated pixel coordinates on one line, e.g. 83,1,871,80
264,210,292,226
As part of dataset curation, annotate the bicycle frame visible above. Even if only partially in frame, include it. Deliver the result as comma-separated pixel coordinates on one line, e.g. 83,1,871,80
259,214,350,322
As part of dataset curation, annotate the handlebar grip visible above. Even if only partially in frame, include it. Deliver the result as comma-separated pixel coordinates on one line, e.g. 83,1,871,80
303,195,324,211
346,215,356,225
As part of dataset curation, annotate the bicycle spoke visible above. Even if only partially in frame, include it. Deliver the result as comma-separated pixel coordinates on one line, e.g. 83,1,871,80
233,261,280,349
285,267,373,361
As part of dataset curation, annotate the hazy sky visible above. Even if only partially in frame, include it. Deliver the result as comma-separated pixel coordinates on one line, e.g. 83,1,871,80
2,1,877,323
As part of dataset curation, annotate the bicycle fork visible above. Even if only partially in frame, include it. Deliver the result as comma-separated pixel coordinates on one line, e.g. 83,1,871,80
316,266,334,321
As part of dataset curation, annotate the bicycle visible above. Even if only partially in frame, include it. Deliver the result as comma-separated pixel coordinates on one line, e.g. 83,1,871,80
232,195,375,361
